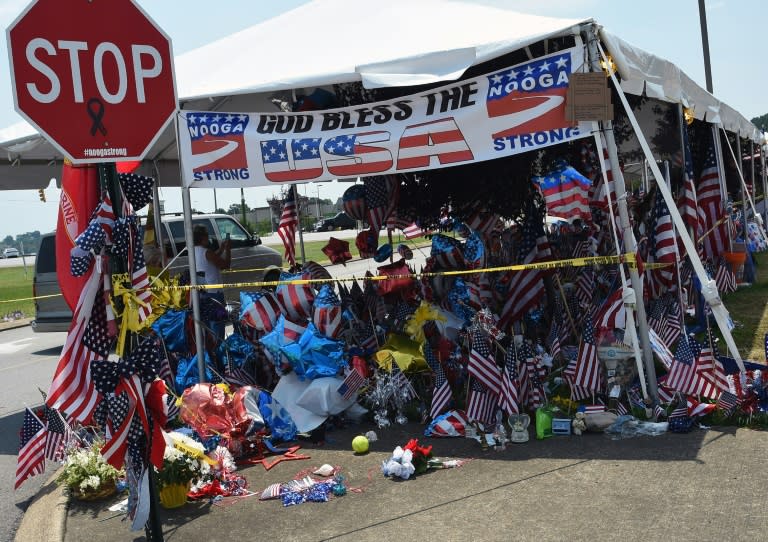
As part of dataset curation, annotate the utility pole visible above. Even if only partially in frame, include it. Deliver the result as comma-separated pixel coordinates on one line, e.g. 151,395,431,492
240,187,247,225
698,0,714,93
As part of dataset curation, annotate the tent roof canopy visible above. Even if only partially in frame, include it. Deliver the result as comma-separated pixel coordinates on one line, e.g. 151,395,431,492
0,0,759,190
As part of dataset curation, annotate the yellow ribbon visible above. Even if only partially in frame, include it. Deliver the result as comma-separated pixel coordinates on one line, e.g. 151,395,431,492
111,274,186,357
403,300,446,344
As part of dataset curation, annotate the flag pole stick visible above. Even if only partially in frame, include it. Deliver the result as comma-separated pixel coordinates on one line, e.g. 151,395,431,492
553,274,579,340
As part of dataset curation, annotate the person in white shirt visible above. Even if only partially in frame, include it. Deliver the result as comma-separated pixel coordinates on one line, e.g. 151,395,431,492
193,225,231,339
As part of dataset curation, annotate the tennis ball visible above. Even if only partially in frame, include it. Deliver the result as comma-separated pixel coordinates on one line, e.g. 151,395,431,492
352,435,369,454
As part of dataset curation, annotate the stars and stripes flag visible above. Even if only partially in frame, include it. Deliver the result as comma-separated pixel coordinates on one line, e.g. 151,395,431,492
715,258,737,294
680,127,699,233
647,295,682,350
697,133,729,260
467,211,503,239
425,343,452,419
520,343,547,409
564,316,603,393
16,408,46,489
337,367,367,400
647,189,677,295
499,343,521,416
574,268,594,307
665,333,698,392
715,390,740,415
46,263,105,423
547,318,565,361
468,329,501,395
277,190,298,265
498,204,551,329
391,366,418,401
594,285,625,332
532,164,592,222
44,406,74,462
466,378,496,426
364,175,398,232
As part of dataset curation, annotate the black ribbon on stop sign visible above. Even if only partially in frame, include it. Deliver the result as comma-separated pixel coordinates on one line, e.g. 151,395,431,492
87,97,107,136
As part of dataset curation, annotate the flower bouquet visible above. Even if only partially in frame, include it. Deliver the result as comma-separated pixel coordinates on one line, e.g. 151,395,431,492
382,439,461,480
155,432,212,508
57,440,123,501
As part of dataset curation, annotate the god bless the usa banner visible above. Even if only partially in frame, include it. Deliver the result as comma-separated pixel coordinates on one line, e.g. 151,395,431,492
178,47,594,188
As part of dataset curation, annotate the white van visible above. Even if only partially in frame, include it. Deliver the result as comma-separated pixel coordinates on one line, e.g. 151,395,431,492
32,214,283,332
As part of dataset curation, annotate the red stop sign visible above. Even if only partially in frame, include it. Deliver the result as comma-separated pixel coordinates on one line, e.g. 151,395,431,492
7,0,177,164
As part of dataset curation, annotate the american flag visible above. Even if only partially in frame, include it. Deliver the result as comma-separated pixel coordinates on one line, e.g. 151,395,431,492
15,408,46,489
467,211,503,239
547,319,564,361
715,390,740,415
574,268,594,307
520,343,547,409
131,240,152,324
364,175,397,232
262,137,323,182
532,164,592,222
715,258,737,294
680,127,699,232
277,190,298,265
647,296,682,349
665,334,699,393
425,343,452,418
594,285,625,332
697,133,729,260
337,368,367,400
391,367,418,401
687,395,716,418
668,402,689,420
44,406,73,462
46,269,104,423
648,327,675,370
466,378,496,426
499,343,520,416
564,316,602,393
402,222,425,239
498,204,551,329
322,133,393,177
222,349,256,388
647,190,676,294
468,330,501,395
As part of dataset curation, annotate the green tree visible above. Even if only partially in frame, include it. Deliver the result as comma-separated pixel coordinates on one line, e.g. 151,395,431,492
751,113,768,133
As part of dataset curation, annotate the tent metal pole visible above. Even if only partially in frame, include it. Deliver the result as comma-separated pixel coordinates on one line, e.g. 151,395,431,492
584,27,657,400
182,186,207,382
762,141,768,224
711,125,733,252
595,37,746,374
174,113,206,381
736,135,744,218
719,127,768,246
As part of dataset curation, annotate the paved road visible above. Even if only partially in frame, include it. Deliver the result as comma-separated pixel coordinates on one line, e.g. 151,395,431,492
0,255,35,269
0,326,65,542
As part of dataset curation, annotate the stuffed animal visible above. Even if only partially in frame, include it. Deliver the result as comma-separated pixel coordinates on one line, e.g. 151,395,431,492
572,412,587,436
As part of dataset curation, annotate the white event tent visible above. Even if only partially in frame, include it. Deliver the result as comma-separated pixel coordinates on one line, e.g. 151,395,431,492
0,0,760,391
0,0,760,189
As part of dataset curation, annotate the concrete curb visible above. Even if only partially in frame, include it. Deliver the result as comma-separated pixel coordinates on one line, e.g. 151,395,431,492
0,318,32,332
14,471,67,542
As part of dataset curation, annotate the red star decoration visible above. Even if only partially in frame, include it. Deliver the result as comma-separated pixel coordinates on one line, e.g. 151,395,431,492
239,445,311,471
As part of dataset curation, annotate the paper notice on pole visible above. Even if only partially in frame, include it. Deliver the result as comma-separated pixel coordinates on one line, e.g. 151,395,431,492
565,72,613,121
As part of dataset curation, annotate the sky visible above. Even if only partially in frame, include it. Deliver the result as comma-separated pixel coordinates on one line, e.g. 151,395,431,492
1,0,766,239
